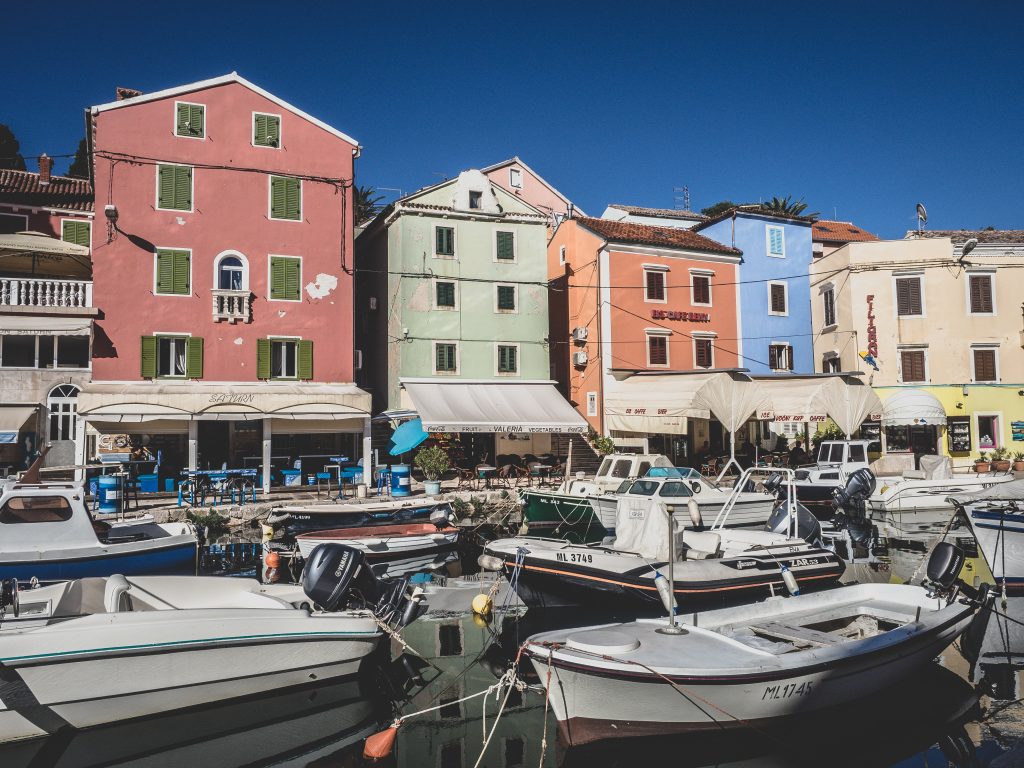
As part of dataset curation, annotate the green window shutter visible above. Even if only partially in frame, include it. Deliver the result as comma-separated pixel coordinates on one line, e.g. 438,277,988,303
496,231,514,260
499,345,516,373
267,115,280,146
271,176,300,220
158,165,191,210
173,250,190,295
497,285,515,311
254,114,280,147
140,336,157,378
176,166,192,210
158,165,174,209
270,256,300,300
177,104,204,137
271,177,285,218
436,282,455,308
185,337,204,378
435,227,454,256
156,249,190,294
297,340,313,380
176,103,190,136
62,220,90,247
256,338,271,379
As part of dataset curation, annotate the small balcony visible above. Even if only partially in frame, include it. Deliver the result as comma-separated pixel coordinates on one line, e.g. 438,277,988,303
212,289,252,323
0,277,93,311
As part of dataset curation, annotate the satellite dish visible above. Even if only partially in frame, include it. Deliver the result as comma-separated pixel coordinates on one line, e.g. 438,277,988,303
916,203,928,224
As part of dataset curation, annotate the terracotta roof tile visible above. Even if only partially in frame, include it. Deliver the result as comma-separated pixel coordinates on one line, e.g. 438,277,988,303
813,219,879,243
577,216,741,256
0,169,94,213
607,204,707,222
908,229,1024,245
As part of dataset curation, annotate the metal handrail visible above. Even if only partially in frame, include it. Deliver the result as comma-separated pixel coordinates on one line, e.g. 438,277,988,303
710,466,797,537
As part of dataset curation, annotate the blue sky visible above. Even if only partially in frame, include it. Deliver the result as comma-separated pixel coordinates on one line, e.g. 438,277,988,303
5,1,1023,237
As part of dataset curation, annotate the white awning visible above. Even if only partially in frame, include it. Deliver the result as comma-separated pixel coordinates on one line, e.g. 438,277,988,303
605,373,714,435
820,378,883,436
79,382,372,424
0,232,89,259
401,380,587,433
0,406,37,443
881,388,947,427
0,316,92,336
755,378,832,424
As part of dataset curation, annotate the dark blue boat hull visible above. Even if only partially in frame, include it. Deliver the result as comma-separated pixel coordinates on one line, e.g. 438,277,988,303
0,541,197,582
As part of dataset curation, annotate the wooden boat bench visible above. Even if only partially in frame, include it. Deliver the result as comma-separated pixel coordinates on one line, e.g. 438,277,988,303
748,621,847,648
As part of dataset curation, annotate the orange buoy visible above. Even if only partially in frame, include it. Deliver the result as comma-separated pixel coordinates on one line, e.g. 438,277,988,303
363,724,400,760
264,550,281,568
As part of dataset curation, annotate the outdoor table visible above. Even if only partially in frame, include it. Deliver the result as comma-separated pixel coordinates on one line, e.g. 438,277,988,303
531,464,552,486
476,465,497,490
178,468,258,507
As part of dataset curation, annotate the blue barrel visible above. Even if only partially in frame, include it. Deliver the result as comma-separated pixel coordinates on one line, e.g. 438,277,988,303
390,464,412,497
97,475,121,514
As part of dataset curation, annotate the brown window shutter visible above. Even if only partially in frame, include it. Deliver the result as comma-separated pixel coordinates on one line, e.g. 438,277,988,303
900,350,925,382
970,275,992,313
648,335,667,365
646,271,665,301
693,276,710,304
770,284,786,313
896,277,923,315
768,345,779,369
696,338,712,368
974,349,996,381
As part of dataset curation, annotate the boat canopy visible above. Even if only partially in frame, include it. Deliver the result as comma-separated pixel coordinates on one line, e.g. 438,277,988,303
820,378,883,437
880,388,947,427
399,379,587,434
948,478,1024,504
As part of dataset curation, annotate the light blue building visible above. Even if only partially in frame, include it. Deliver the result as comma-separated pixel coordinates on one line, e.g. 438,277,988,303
695,208,814,374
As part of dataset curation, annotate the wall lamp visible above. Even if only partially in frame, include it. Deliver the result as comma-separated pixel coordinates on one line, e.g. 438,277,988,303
955,402,964,409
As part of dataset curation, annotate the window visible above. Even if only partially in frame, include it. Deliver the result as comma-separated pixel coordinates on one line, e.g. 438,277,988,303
155,248,191,295
435,342,458,374
0,336,89,369
646,332,669,366
586,391,598,417
497,344,518,374
559,245,566,265
0,212,28,234
968,273,994,314
973,346,998,382
1,336,35,367
849,444,867,463
140,335,202,379
822,355,840,373
217,256,245,290
691,273,711,306
438,687,462,719
768,282,788,315
895,276,923,316
505,738,525,768
55,336,89,368
435,281,456,309
822,287,836,327
174,102,205,139
495,284,517,312
270,176,301,221
440,742,463,768
269,256,301,301
611,459,633,478
257,338,311,380
695,336,714,368
253,113,281,147
468,191,482,209
156,164,192,211
899,349,927,383
495,230,515,261
978,414,1000,450
158,336,187,378
509,168,523,189
0,496,74,525
61,220,91,247
644,269,667,302
48,384,79,441
768,343,793,371
438,623,463,656
435,226,455,257
766,225,785,257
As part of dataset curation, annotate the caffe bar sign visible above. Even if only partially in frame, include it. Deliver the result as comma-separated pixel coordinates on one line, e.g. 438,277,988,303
650,310,711,322
757,410,827,423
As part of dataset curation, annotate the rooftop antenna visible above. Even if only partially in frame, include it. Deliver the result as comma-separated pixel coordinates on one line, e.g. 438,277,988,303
916,202,928,233
673,186,691,211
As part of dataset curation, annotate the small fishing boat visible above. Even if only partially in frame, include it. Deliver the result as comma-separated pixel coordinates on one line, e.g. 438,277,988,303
0,477,196,582
522,543,982,746
482,469,844,611
267,498,454,537
295,520,459,559
951,478,1024,595
0,543,423,743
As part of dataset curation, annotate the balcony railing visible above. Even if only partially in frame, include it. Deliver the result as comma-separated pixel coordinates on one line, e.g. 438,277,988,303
212,289,252,323
0,277,92,309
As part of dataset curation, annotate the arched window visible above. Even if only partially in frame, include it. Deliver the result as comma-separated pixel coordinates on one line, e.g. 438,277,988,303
213,251,249,291
48,384,79,441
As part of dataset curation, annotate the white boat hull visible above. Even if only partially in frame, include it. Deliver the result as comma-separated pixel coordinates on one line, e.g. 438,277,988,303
296,529,458,559
592,494,774,533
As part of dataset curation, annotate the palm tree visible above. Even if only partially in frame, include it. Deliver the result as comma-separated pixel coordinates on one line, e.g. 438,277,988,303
354,185,385,225
759,196,819,218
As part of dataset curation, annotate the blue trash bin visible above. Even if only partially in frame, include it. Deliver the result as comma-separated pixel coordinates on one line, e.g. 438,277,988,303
139,473,159,494
97,475,121,514
390,464,412,497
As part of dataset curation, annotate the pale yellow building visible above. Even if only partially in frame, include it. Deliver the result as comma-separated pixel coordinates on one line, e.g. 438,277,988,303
811,230,1024,467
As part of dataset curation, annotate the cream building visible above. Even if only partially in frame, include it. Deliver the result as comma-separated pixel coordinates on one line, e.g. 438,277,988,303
811,230,1024,466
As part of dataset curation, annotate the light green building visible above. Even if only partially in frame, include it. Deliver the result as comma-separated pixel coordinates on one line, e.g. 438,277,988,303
356,170,583,460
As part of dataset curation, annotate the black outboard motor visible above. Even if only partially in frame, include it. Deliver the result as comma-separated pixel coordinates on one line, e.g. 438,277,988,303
926,542,989,605
831,468,877,548
765,500,823,546
0,578,18,621
301,543,424,628
762,472,785,500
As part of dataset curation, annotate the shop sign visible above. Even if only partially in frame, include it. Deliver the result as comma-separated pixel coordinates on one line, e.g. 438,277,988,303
426,425,587,434
757,410,826,423
865,294,878,358
650,309,711,322
209,393,257,405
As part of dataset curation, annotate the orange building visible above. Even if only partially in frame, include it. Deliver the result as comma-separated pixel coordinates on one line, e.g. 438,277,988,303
549,217,743,461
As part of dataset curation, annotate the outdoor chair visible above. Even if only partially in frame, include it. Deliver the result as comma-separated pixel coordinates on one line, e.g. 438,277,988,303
455,466,476,490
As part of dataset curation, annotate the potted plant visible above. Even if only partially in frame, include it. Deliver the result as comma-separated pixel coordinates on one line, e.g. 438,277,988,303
1014,452,1024,472
991,446,1012,472
415,445,450,496
974,452,990,474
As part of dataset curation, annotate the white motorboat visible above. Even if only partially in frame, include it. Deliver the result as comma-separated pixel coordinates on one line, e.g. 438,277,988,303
0,477,197,582
0,543,423,744
952,478,1024,596
267,498,455,537
523,543,981,746
295,521,459,559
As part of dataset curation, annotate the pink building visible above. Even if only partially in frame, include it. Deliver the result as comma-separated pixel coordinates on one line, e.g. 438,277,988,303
482,156,581,225
79,74,371,491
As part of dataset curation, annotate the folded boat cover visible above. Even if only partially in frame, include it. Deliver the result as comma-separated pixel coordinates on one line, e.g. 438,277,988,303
613,497,671,561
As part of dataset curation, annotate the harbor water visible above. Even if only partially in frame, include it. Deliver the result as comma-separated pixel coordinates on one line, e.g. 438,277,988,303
4,519,1024,767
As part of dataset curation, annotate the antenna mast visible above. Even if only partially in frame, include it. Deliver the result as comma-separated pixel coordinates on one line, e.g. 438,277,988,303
673,186,691,211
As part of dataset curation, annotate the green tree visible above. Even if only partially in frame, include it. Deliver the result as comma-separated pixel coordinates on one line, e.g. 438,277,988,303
354,185,384,225
758,196,819,218
700,200,739,217
66,138,90,178
0,124,26,170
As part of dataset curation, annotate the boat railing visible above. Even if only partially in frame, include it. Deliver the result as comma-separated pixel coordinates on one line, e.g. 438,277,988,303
711,467,796,536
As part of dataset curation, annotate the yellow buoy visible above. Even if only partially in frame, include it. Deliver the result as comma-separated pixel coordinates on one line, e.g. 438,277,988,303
471,592,493,616
472,612,491,629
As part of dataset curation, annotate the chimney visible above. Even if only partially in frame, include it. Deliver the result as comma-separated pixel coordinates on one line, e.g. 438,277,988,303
37,154,53,185
115,87,142,101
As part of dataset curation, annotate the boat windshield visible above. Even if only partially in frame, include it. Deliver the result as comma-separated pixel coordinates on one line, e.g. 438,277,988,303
646,466,700,480
818,443,845,464
625,480,660,496
658,481,693,498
